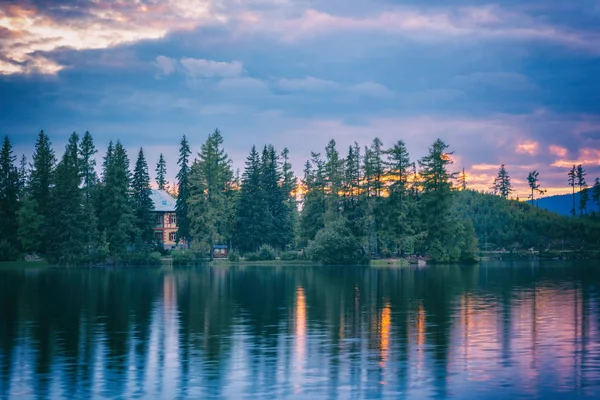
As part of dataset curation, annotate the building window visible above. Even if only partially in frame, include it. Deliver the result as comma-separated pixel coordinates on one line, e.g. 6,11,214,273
170,214,177,225
154,232,163,243
169,232,177,242
156,215,163,226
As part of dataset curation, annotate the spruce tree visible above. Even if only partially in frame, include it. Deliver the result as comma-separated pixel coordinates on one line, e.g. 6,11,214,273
28,130,56,254
281,147,298,244
458,167,467,191
383,140,413,253
568,165,577,216
46,133,86,265
131,148,155,244
235,146,268,252
18,154,28,198
418,139,456,248
156,153,167,190
0,136,20,260
101,141,134,259
342,143,366,239
78,131,99,252
263,145,293,249
593,177,600,210
324,139,343,223
576,164,588,215
299,153,326,246
176,135,191,246
188,129,234,257
494,164,513,199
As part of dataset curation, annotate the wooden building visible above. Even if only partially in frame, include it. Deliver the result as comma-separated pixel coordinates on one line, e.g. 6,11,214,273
151,190,184,249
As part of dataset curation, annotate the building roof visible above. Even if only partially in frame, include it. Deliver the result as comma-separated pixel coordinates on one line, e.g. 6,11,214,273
150,189,177,212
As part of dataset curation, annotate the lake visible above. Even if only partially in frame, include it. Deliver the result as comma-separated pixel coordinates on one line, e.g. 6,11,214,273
1,261,599,399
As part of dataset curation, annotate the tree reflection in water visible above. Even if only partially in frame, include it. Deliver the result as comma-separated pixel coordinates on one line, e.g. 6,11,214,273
0,262,599,399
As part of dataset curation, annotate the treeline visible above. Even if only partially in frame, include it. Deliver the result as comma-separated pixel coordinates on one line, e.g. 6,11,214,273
0,132,161,264
2,129,599,265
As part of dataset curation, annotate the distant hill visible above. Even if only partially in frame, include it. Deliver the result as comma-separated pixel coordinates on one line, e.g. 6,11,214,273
454,190,600,251
529,192,600,216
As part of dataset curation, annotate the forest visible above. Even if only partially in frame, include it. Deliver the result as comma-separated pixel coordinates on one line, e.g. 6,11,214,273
1,130,600,265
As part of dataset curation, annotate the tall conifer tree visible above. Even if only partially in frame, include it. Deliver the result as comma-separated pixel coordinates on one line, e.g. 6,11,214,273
576,164,588,215
235,146,268,252
188,129,234,257
131,148,155,244
102,141,134,258
418,139,456,245
568,165,577,216
156,153,167,190
0,136,20,260
176,135,191,246
27,130,56,254
47,133,86,264
494,164,513,199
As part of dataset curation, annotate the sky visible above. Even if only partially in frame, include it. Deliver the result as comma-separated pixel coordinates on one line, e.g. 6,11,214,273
1,0,599,197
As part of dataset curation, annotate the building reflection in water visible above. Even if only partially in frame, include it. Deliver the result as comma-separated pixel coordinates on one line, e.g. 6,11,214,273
1,263,600,399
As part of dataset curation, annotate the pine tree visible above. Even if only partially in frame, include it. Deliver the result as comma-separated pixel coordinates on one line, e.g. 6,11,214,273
101,141,134,259
265,145,293,249
324,139,343,223
457,167,467,191
342,143,366,239
494,164,513,199
18,154,28,198
362,138,385,254
527,170,544,207
188,129,234,258
0,136,20,260
79,131,98,190
383,140,413,254
78,131,99,252
568,165,577,216
156,153,167,190
592,177,600,210
235,146,268,252
176,135,191,246
299,153,326,246
28,130,56,254
418,139,457,248
46,133,86,265
281,147,298,243
131,148,155,244
576,164,588,215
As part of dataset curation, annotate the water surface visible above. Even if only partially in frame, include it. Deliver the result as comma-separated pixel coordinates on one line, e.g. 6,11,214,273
1,261,600,399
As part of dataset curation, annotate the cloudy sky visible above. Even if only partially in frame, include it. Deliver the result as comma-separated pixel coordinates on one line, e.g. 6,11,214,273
1,0,599,196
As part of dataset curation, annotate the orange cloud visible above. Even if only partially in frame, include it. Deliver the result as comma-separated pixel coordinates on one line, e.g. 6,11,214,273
515,140,539,155
549,145,568,158
551,149,600,168
0,1,217,75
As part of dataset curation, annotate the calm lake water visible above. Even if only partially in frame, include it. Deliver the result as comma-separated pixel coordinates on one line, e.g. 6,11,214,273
1,262,600,399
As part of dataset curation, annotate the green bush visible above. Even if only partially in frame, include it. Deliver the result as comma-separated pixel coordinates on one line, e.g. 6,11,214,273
427,239,449,264
306,219,367,265
258,244,276,261
149,252,163,265
0,240,19,262
280,251,298,261
227,249,240,262
380,248,392,258
172,249,205,266
244,252,261,261
119,249,162,266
